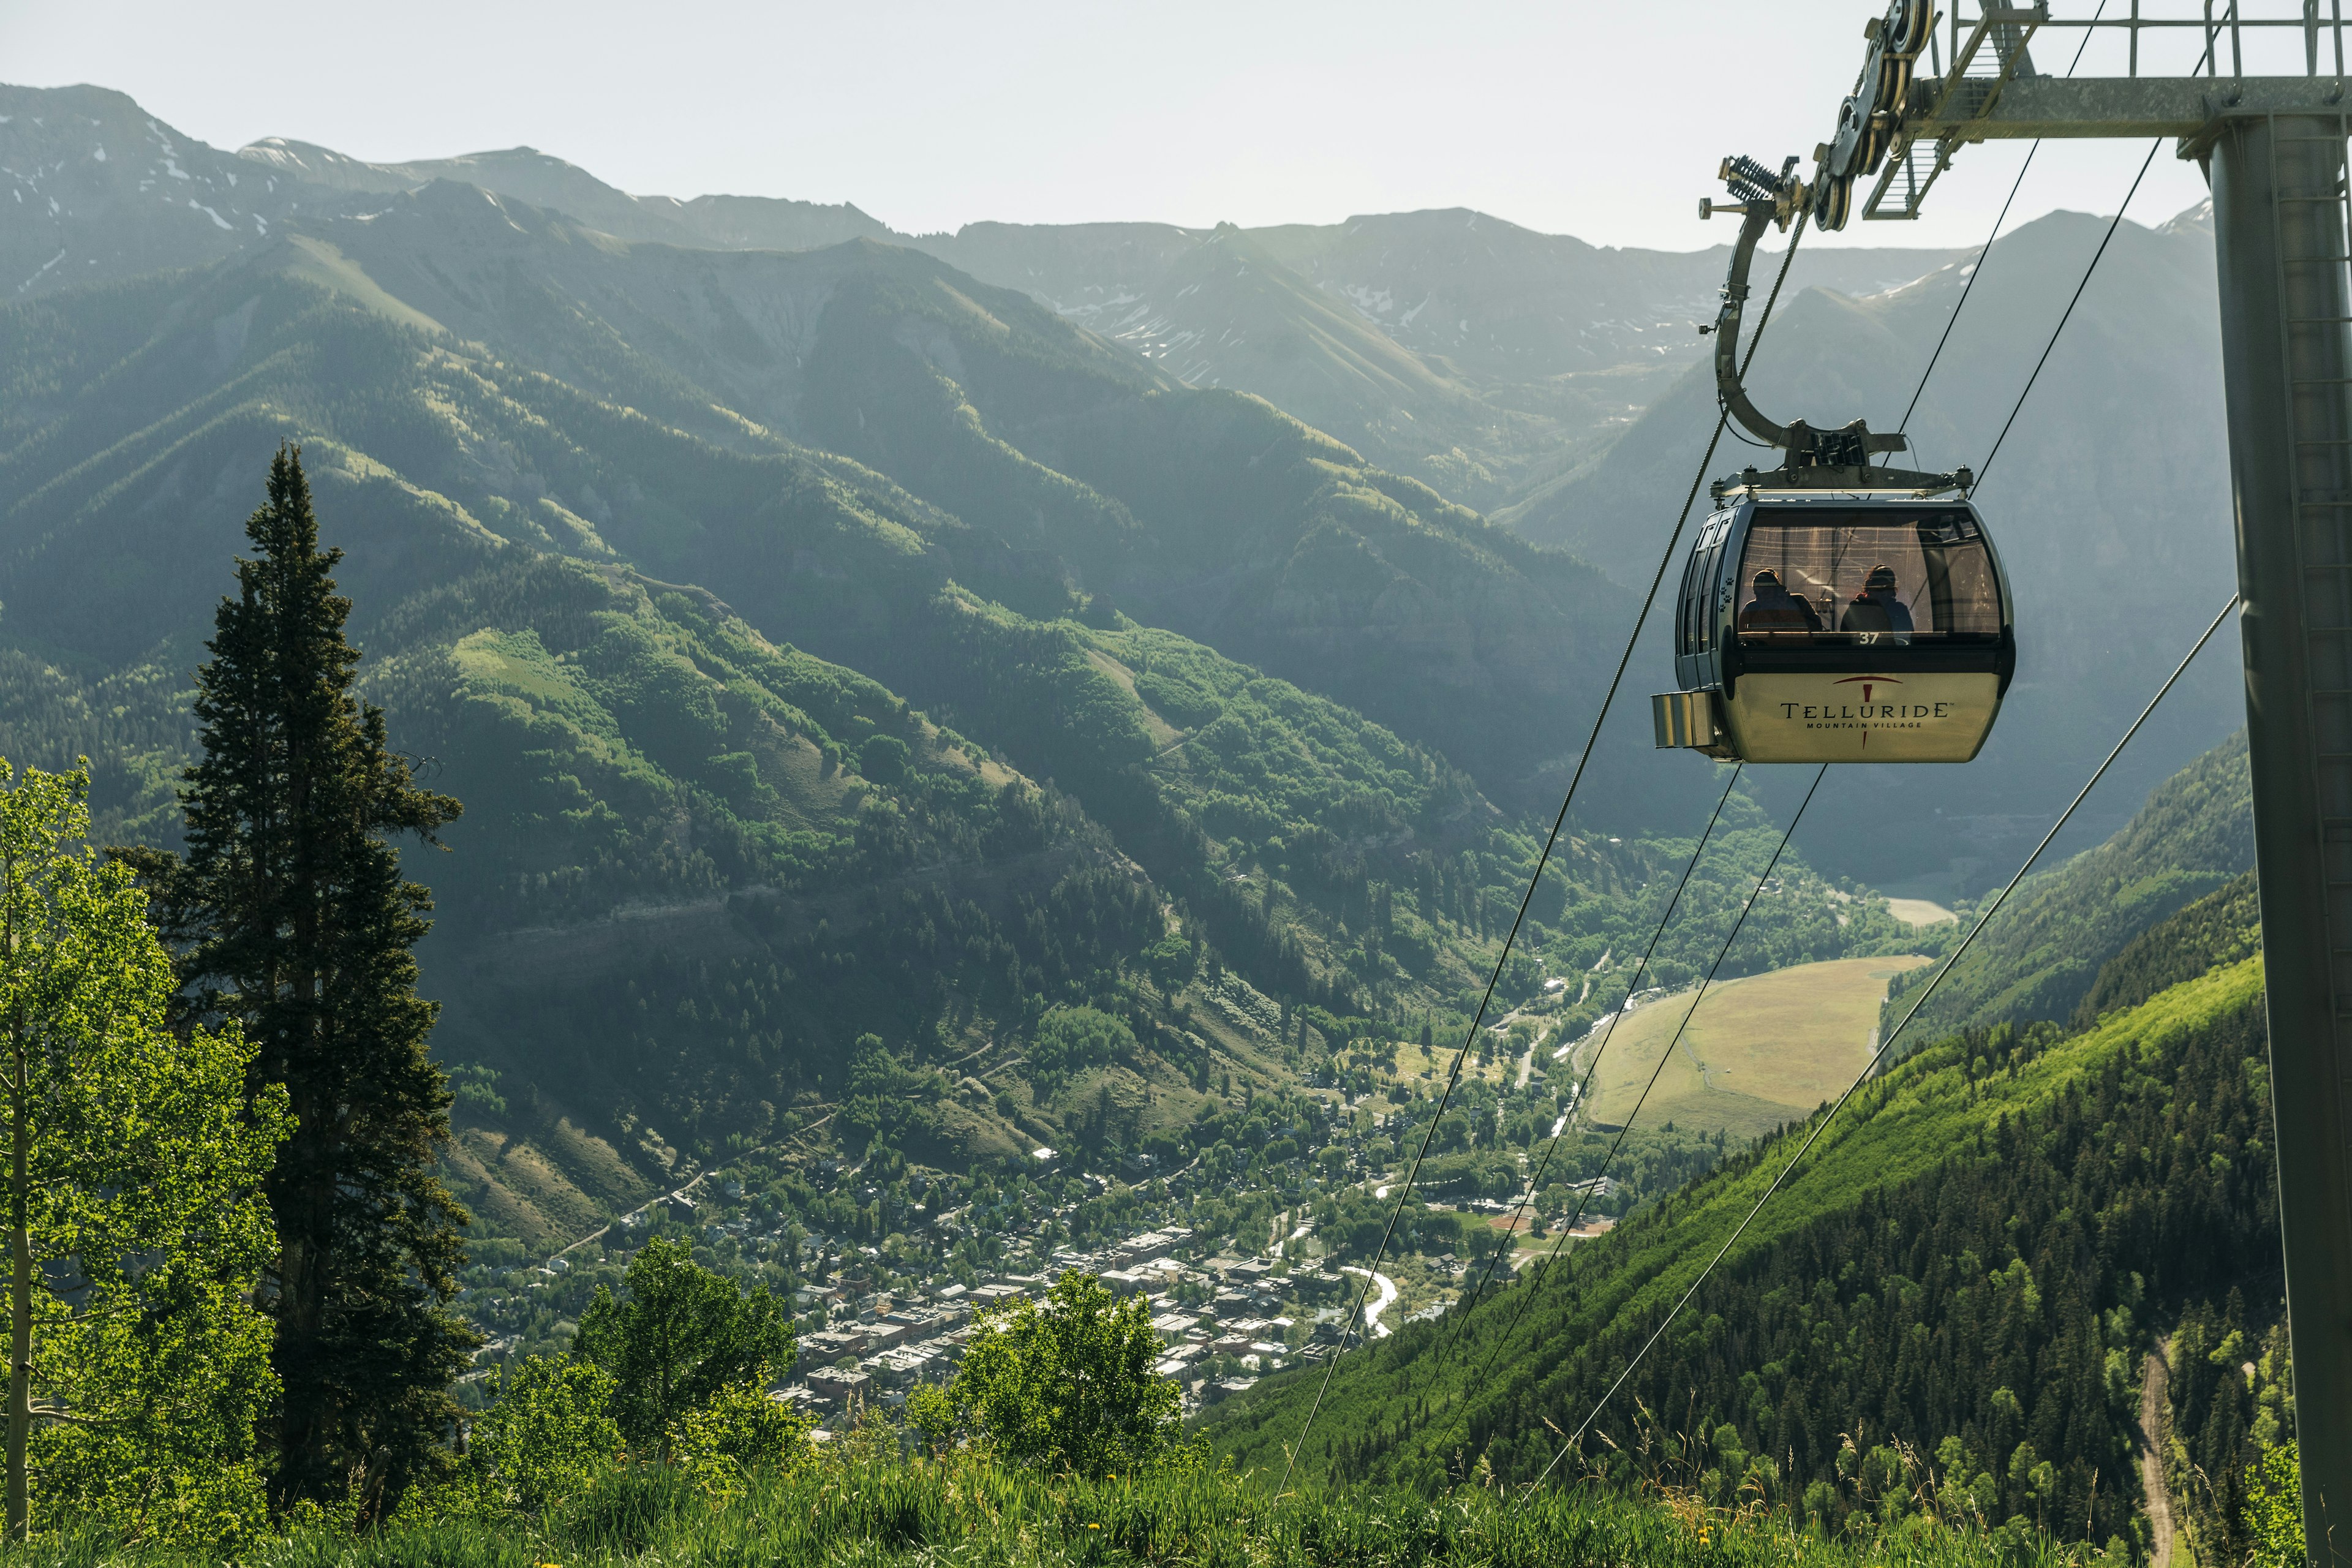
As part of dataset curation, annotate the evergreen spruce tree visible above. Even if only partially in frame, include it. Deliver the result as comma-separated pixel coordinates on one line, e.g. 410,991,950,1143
154,446,475,1513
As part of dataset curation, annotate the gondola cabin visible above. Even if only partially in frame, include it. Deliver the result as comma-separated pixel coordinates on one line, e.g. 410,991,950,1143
1653,496,2015,763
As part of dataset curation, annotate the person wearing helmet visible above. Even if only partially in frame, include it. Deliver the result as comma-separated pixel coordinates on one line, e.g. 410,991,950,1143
1838,564,1914,641
1738,568,1822,635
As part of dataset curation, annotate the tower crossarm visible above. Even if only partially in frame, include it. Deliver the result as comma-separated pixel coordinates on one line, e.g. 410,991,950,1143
1910,72,2352,141
1847,3,2352,221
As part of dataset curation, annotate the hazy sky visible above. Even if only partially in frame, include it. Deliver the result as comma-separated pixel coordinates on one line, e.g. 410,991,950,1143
1,1,2230,251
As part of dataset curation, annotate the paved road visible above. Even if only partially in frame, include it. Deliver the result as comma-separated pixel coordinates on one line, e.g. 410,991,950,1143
1515,1020,1550,1088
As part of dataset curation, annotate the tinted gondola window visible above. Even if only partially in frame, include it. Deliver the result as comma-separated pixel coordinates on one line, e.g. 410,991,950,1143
1735,509,2000,645
1679,516,1731,657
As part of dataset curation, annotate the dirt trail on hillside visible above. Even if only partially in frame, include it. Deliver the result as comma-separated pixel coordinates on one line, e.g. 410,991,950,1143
2140,1343,2175,1568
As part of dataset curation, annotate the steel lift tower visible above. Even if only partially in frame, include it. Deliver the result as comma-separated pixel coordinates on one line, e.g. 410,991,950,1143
1749,5,2352,1556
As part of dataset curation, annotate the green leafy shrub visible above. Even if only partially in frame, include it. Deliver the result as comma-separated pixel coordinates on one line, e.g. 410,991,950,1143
948,1272,1180,1479
2242,1442,2304,1567
903,1383,958,1458
0,761,287,1548
668,1381,812,1497
463,1356,622,1512
859,733,911,785
1027,1005,1136,1096
574,1237,794,1463
1142,932,1197,993
448,1063,508,1122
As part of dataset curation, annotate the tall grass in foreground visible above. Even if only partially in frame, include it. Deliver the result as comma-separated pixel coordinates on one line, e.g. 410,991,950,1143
0,1451,2130,1567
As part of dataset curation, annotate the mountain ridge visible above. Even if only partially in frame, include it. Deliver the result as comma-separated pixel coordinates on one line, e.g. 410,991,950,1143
4,81,1968,518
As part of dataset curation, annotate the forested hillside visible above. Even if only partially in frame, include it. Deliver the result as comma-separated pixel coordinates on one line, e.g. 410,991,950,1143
1210,867,2290,1558
0,89,1926,1262
1877,731,2253,1044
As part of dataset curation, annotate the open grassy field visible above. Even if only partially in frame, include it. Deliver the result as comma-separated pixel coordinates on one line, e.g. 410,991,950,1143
1577,956,1931,1142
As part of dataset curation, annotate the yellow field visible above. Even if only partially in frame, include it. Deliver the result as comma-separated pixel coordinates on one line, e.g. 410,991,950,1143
1576,955,1931,1142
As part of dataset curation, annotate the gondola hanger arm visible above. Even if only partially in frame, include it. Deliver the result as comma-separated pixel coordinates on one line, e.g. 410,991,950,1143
1699,153,1967,497
1703,156,1909,467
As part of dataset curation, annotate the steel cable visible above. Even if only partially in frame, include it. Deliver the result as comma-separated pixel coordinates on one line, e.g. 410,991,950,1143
1404,197,1825,1461
1419,763,1828,1479
1420,764,1746,1376
1520,590,2239,1495
1973,26,2216,482
1897,0,2110,435
1976,135,2162,484
1273,207,1813,1499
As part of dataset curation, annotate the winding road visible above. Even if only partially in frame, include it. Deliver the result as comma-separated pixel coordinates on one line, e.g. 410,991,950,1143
1341,1265,1400,1338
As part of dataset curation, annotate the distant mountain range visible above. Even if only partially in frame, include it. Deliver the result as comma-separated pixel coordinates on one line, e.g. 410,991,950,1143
6,81,2250,889
2,84,1960,516
5,82,2248,866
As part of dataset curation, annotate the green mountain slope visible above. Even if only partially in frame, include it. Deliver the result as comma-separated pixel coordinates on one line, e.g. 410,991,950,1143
1879,730,2253,1042
0,284,1157,1234
164,179,1627,813
0,257,1626,1246
0,221,1937,1258
1208,875,2282,1552
373,559,1166,1239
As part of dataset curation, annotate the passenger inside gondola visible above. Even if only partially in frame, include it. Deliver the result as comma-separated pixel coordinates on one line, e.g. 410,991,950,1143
1734,513,2002,649
1738,568,1822,635
1838,564,1913,640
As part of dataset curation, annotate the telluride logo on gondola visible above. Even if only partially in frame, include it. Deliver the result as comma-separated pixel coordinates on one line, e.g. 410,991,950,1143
1727,669,2001,763
1784,705,1953,718
1779,676,1957,723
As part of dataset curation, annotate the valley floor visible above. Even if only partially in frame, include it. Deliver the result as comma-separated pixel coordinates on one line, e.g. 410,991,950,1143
1574,956,1930,1140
